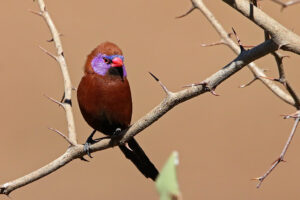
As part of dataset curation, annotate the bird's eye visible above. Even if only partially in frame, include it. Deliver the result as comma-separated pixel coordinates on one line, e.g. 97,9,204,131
103,57,110,64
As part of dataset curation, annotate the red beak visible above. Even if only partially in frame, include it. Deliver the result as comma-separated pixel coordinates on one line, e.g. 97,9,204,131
111,57,123,67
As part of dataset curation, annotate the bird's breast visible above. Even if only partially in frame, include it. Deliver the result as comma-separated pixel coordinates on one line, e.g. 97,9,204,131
77,74,132,135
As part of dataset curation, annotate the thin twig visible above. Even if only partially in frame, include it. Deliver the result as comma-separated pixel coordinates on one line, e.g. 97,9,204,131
265,32,299,109
28,9,42,16
48,128,75,146
39,46,57,61
201,40,227,47
271,52,288,84
44,94,65,108
255,114,300,188
270,51,300,109
239,77,258,88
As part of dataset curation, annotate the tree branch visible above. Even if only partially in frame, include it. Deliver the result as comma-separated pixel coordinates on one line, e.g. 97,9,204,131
178,0,300,188
255,114,300,188
182,0,295,106
223,0,300,55
34,0,77,144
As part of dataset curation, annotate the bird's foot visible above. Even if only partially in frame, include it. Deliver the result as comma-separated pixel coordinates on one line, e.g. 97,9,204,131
83,128,123,158
84,135,111,158
83,136,98,158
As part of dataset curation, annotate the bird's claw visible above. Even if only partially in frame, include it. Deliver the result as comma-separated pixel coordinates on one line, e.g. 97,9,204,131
84,142,93,158
83,132,98,158
83,128,122,158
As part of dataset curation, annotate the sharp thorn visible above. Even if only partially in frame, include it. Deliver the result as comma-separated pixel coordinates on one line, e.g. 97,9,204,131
148,71,159,81
176,7,197,19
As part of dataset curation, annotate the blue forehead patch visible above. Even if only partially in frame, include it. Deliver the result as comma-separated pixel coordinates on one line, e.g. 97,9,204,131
104,55,124,61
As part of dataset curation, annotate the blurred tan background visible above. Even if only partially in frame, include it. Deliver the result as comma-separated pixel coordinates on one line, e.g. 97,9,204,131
1,0,300,199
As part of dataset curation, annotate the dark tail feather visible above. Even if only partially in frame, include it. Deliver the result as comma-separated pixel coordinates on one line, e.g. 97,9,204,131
119,138,159,181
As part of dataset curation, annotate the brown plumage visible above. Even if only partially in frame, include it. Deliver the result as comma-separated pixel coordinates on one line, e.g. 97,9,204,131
77,41,159,181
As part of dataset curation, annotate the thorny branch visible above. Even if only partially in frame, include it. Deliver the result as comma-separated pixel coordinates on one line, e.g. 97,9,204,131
178,0,300,188
250,15,300,187
35,0,77,144
179,0,295,106
223,0,300,55
1,0,300,195
255,114,300,188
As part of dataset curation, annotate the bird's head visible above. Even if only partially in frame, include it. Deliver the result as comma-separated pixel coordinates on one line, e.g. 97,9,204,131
84,42,127,79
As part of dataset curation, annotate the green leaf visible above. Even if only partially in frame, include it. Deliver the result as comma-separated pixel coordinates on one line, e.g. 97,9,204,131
155,151,180,200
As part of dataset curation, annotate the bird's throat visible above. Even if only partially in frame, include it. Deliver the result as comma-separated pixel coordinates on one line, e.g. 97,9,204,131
108,67,124,80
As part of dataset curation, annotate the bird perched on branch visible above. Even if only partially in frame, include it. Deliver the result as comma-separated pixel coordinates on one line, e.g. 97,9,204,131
77,41,159,181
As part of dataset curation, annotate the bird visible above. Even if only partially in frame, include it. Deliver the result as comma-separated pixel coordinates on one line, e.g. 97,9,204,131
77,41,159,181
